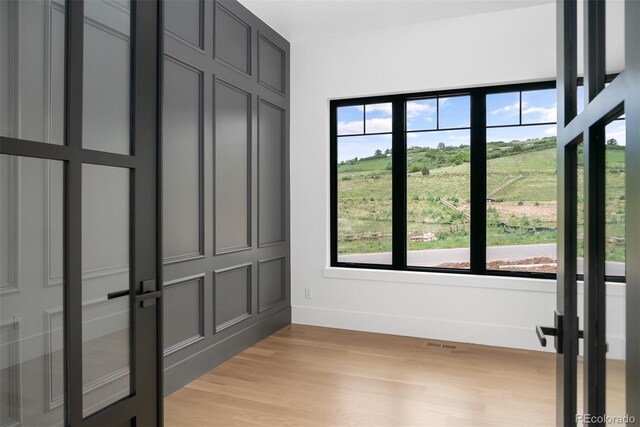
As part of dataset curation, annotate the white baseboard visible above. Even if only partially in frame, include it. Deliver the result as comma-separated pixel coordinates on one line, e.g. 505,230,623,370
292,305,626,360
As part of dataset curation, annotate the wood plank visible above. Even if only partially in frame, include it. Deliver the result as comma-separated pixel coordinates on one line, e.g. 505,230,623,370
165,324,622,426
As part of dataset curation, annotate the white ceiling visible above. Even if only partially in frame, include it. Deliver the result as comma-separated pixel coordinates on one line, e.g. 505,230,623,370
238,0,554,43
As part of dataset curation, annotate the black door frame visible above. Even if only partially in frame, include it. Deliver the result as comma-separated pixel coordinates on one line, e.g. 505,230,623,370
0,0,163,425
556,0,640,425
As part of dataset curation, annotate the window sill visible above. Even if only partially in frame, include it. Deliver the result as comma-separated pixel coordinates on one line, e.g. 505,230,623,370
323,266,626,296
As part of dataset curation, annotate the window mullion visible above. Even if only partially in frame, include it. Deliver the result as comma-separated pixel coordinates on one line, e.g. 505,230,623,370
470,90,487,273
391,98,407,269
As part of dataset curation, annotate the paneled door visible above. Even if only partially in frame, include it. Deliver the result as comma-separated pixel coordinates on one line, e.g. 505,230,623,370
0,0,161,426
538,0,640,425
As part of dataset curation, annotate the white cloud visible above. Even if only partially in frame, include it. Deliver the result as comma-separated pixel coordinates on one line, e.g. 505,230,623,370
338,118,392,134
544,125,558,136
365,118,392,133
337,120,363,135
365,103,392,116
491,102,519,116
406,101,436,119
522,104,557,123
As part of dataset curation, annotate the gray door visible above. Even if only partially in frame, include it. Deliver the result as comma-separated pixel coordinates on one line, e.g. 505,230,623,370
0,0,161,425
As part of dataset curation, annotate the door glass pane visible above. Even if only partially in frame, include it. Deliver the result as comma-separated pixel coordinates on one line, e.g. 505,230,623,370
337,134,392,264
83,0,131,154
605,118,625,277
605,116,625,420
1,155,64,426
606,0,624,76
576,140,585,425
0,0,65,144
82,164,131,416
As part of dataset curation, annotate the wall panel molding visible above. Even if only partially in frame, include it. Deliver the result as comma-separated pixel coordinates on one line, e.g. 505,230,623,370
257,97,286,247
164,0,204,51
163,274,206,356
213,263,252,332
257,32,285,95
162,54,205,265
162,0,289,396
214,2,251,76
213,77,252,255
258,256,286,313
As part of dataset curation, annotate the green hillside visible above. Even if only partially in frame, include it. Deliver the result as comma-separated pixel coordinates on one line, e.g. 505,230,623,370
337,137,626,263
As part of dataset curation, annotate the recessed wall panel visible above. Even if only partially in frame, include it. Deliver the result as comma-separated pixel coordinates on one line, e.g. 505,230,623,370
214,265,251,331
214,79,250,253
258,34,284,94
163,57,203,263
165,0,203,48
215,4,250,74
163,275,204,355
258,99,285,246
258,257,285,312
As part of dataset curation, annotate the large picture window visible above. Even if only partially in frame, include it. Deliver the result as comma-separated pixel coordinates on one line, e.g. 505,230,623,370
330,80,625,281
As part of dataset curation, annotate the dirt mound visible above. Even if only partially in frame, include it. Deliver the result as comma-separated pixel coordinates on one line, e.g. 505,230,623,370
438,257,557,273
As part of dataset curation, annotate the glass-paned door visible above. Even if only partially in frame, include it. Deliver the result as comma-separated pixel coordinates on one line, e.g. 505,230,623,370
0,0,161,426
551,0,639,425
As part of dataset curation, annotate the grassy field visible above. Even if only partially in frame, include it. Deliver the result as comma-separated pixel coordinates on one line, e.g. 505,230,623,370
337,137,626,263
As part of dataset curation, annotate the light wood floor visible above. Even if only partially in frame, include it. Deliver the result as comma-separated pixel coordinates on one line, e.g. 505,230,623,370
165,324,574,426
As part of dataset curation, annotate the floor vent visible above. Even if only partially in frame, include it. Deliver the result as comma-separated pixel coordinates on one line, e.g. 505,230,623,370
424,341,457,350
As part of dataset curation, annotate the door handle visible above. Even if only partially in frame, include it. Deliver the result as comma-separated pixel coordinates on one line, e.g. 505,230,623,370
135,279,161,308
106,280,160,308
536,325,557,347
536,311,585,354
107,289,130,300
536,310,564,353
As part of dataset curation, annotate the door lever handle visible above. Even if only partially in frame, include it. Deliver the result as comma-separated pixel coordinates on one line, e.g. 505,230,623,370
135,279,161,308
536,325,558,347
107,289,130,300
106,281,160,307
536,311,586,354
535,310,564,353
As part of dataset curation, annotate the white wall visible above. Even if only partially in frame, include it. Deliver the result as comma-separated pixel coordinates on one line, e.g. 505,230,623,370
289,3,627,358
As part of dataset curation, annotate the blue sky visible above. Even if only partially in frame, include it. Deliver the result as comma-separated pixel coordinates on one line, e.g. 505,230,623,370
487,124,556,143
407,129,470,149
487,88,557,126
337,89,626,162
606,119,626,146
338,134,391,162
337,103,392,135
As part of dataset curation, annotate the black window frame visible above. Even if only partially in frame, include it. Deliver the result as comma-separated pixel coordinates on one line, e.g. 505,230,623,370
330,78,625,283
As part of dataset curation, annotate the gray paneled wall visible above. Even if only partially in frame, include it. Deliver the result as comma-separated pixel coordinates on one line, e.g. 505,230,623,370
162,0,290,394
